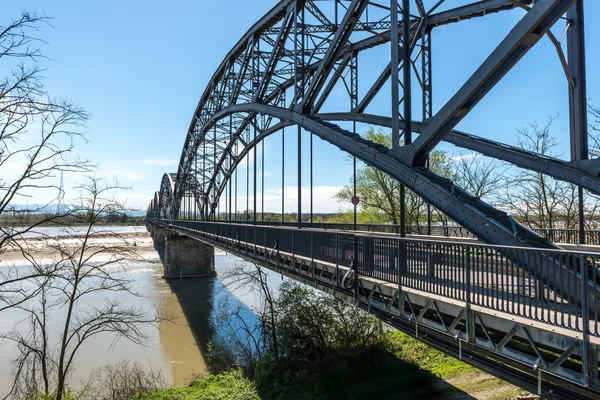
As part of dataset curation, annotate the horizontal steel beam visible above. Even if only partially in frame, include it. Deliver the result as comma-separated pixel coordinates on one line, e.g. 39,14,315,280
317,112,600,195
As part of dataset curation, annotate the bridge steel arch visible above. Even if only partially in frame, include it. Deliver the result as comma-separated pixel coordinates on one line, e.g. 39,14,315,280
147,1,599,395
152,0,594,248
159,0,590,248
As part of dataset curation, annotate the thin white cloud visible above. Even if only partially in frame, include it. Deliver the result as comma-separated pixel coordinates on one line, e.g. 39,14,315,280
450,153,477,161
218,185,350,214
142,160,177,167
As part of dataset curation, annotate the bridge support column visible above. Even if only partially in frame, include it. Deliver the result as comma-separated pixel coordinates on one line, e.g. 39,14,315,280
164,231,215,279
152,225,167,247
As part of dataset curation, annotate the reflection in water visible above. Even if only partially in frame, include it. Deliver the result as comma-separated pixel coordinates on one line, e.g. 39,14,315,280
157,253,260,385
0,251,260,395
156,276,213,385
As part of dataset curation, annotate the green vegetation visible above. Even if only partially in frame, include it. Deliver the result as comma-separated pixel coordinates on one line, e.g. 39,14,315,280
136,281,528,400
133,370,260,400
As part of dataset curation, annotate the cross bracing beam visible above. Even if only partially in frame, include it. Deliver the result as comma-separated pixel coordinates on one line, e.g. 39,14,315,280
176,0,538,200
301,0,369,112
394,0,577,167
316,112,600,195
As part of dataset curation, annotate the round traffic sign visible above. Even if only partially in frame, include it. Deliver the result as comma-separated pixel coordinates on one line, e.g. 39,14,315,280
351,196,360,206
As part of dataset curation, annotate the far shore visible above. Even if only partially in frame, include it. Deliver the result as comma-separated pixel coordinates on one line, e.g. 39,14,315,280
1,229,226,265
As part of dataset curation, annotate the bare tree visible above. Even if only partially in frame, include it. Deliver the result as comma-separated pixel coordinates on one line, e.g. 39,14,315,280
590,104,600,158
2,177,162,400
453,154,507,204
220,261,279,361
501,117,581,229
0,12,92,312
92,360,168,400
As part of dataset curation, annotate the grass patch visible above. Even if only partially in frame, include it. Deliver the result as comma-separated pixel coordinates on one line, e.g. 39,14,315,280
382,331,475,379
132,370,260,400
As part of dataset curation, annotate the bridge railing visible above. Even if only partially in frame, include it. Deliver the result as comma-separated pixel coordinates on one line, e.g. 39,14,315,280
208,219,600,245
154,219,600,337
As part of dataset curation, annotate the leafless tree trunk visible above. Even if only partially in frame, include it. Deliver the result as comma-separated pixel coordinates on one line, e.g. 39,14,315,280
501,117,584,229
0,12,92,313
3,177,163,400
220,261,279,361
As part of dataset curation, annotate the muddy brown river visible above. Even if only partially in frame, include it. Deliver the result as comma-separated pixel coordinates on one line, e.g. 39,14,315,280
0,229,268,396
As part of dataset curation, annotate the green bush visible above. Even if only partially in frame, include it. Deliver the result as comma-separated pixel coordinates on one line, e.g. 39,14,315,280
275,282,383,360
132,370,260,400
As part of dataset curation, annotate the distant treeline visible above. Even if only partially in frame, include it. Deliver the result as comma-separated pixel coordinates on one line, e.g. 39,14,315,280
0,212,146,226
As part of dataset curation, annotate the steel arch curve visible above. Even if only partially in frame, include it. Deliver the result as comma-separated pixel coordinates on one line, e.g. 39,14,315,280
158,173,177,219
173,0,559,206
191,102,558,249
150,0,587,252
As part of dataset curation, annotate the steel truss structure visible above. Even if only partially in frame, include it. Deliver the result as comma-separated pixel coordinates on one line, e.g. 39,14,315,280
149,0,593,248
148,0,598,323
146,1,597,396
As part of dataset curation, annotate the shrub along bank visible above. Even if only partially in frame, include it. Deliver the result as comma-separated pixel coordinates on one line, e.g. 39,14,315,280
135,282,531,400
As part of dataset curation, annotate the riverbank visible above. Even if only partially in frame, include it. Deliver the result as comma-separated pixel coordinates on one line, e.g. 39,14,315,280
1,227,535,399
136,330,534,400
1,230,156,263
135,280,536,400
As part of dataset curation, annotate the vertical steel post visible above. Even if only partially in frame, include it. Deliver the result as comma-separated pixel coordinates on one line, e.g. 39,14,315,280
402,0,412,145
294,4,305,228
567,1,588,245
310,130,313,223
203,135,208,219
229,116,233,222
246,127,250,222
195,151,198,221
252,36,259,224
400,185,406,237
254,123,258,224
213,125,217,220
298,125,302,228
282,125,285,223
390,0,400,151
262,139,265,222
235,148,238,221
399,0,411,237
466,245,475,343
351,52,358,230
422,31,433,235
581,255,590,386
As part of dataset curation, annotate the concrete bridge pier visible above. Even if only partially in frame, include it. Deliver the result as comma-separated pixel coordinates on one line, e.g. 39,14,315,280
163,231,215,279
152,225,167,246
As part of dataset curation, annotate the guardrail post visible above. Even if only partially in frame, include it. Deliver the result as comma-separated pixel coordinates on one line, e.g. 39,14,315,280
581,254,590,387
311,231,314,278
364,236,374,275
466,245,475,343
335,232,339,287
353,234,358,297
398,238,404,316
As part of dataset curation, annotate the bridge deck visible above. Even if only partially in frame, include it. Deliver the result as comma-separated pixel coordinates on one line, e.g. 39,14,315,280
150,220,600,399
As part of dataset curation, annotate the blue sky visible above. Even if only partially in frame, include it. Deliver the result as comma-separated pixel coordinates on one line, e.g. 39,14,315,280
4,1,599,213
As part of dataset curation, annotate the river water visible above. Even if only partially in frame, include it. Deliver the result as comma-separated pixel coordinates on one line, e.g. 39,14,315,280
0,229,276,396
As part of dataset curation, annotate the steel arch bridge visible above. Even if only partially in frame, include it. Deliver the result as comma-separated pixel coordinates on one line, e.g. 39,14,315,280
147,0,600,397
148,0,595,249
